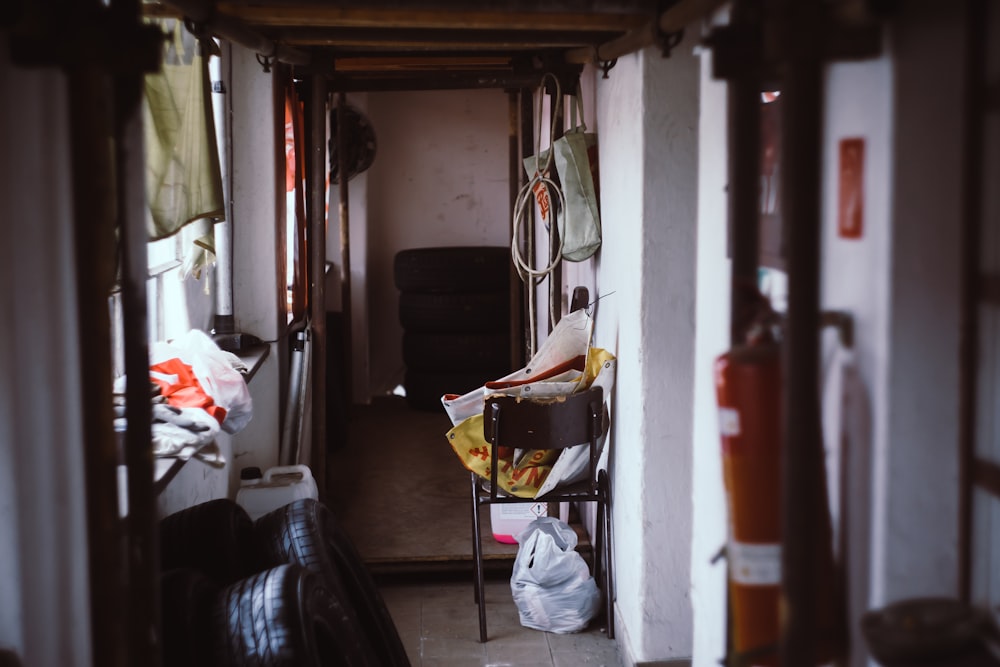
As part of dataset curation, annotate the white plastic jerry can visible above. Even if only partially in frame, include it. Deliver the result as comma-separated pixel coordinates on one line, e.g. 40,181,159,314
235,464,319,521
490,502,548,544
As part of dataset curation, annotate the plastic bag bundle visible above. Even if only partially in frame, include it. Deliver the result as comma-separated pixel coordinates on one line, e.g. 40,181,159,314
510,517,601,634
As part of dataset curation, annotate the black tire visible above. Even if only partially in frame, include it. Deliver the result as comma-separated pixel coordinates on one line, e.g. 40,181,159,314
213,563,376,667
159,499,258,586
404,369,503,412
398,291,510,333
254,500,411,667
161,569,220,667
402,332,510,372
393,246,510,293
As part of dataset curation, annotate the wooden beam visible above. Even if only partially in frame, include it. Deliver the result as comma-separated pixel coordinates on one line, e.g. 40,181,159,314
221,0,658,12
565,0,727,64
158,0,310,64
277,27,621,50
326,66,581,92
217,5,649,32
308,74,328,500
333,55,512,71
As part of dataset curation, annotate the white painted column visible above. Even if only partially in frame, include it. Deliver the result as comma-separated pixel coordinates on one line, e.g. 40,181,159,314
595,33,700,663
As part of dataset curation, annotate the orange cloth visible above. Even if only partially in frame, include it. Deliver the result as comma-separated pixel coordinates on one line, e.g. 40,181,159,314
149,357,227,425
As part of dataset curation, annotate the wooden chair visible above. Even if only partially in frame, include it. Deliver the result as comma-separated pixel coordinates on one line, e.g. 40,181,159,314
470,385,613,641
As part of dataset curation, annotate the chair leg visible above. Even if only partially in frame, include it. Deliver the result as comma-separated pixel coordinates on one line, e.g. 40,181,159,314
470,472,487,642
600,471,614,639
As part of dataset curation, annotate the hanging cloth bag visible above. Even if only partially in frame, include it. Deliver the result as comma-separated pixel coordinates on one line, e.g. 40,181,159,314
551,89,601,261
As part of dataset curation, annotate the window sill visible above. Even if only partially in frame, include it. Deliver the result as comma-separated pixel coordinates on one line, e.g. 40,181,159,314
153,342,270,496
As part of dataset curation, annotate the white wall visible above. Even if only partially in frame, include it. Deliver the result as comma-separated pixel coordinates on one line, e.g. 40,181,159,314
819,55,893,667
0,38,92,666
229,46,284,484
690,33,733,667
595,34,700,663
365,89,512,396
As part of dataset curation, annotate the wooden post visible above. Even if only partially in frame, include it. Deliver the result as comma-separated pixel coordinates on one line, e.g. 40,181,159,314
337,91,354,408
309,73,328,501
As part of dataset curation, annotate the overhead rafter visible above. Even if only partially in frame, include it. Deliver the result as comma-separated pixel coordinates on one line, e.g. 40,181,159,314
215,4,651,32
147,0,733,91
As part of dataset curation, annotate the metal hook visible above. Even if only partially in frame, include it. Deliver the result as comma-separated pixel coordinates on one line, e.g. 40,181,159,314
256,51,274,73
183,17,206,40
599,58,617,79
656,28,685,58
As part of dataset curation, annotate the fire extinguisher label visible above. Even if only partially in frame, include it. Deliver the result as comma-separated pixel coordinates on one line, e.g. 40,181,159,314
729,541,782,586
718,407,741,437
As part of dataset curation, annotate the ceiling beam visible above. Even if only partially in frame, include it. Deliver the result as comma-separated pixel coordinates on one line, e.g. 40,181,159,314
157,0,310,64
565,0,726,64
276,27,620,50
216,5,649,32
323,66,581,92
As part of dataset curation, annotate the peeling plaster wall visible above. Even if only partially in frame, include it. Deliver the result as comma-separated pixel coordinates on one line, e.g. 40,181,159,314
594,34,700,663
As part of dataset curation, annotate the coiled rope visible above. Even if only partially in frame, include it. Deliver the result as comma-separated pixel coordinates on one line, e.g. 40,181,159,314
511,73,566,356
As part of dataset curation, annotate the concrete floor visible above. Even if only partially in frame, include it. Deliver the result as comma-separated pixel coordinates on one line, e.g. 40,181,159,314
378,573,621,667
330,396,620,665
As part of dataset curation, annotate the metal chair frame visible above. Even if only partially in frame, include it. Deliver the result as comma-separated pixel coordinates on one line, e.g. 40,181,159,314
469,385,613,642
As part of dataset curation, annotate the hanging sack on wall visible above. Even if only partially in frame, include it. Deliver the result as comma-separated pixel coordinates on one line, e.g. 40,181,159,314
551,90,601,262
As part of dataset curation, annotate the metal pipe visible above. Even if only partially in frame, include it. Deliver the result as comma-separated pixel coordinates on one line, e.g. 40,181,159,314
309,73,328,501
158,0,310,65
279,332,305,466
548,80,564,332
337,90,354,408
519,87,535,359
727,51,761,343
778,1,825,663
958,0,986,602
68,63,129,667
212,42,235,331
507,90,523,371
114,58,162,667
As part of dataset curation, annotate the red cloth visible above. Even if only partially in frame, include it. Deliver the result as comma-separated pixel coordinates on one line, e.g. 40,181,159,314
149,357,227,425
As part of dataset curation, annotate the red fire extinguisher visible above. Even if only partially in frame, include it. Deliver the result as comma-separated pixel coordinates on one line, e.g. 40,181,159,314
714,341,783,665
715,339,842,665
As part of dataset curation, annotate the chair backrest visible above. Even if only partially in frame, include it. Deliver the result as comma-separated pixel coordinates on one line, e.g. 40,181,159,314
483,386,604,451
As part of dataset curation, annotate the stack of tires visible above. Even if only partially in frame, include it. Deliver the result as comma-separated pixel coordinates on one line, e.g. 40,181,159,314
393,246,513,411
159,497,409,667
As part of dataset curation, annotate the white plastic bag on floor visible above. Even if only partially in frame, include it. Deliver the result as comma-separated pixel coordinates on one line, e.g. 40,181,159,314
510,517,601,634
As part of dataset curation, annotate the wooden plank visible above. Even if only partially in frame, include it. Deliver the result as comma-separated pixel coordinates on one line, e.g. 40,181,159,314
217,5,649,32
278,26,621,49
222,0,656,16
326,66,581,92
333,55,512,71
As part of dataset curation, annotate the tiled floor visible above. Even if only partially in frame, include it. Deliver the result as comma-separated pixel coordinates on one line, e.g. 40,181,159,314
378,574,622,667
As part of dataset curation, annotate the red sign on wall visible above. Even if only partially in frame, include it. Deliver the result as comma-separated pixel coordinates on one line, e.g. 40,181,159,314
838,138,865,239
